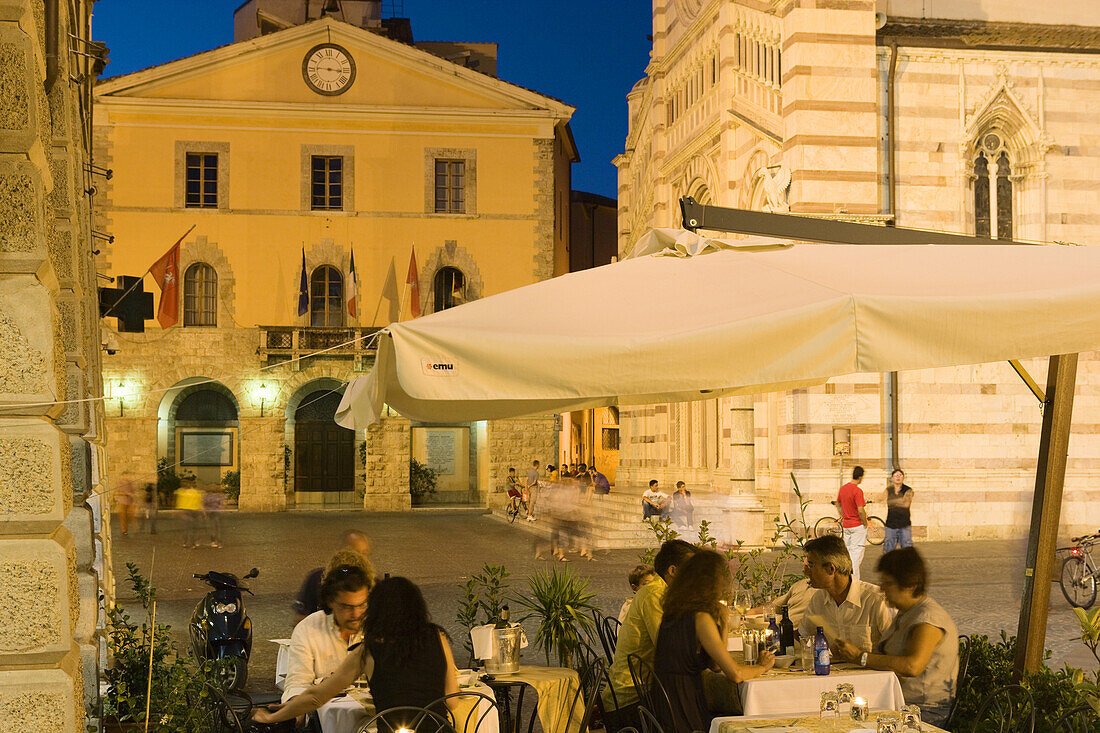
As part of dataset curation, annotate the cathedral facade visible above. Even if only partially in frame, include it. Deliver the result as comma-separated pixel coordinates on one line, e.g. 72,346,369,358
614,0,1100,539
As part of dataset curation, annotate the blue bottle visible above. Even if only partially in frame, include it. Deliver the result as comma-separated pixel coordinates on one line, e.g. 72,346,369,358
813,626,831,675
767,616,782,654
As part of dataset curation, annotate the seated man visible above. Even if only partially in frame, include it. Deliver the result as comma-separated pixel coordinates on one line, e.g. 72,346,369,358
283,555,376,702
798,534,893,652
641,480,670,520
603,540,698,725
770,577,816,630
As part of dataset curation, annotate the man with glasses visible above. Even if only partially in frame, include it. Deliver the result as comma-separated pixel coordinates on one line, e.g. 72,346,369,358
282,558,375,703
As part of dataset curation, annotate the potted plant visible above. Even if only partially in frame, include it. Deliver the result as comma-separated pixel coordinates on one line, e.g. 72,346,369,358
456,564,512,662
102,562,226,731
513,566,597,668
221,470,240,505
409,458,437,505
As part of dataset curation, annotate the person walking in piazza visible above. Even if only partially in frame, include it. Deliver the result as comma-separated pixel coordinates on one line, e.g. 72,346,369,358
884,468,914,552
525,459,541,522
837,465,870,581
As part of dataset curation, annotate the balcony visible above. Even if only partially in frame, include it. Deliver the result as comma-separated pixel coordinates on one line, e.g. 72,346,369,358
258,326,382,371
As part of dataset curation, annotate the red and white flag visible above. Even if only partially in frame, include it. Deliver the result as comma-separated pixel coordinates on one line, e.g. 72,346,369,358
406,247,421,318
347,250,359,318
148,226,193,329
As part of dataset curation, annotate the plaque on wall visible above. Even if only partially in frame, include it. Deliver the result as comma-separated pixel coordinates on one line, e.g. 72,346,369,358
180,431,234,466
425,430,456,475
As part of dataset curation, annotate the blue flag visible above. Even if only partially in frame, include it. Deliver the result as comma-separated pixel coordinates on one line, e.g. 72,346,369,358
297,249,308,317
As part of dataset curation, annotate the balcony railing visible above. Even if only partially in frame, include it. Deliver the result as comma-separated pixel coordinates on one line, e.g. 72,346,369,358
258,326,382,371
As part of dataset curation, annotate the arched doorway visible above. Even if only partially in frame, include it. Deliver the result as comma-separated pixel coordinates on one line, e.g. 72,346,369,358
171,386,239,486
294,390,355,505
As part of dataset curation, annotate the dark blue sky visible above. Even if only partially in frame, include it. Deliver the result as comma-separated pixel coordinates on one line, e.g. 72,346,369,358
91,1,652,200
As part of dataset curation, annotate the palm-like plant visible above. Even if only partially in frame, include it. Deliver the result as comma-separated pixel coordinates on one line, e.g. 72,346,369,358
513,566,597,667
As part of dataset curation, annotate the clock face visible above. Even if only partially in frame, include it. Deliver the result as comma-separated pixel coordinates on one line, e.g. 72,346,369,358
302,43,356,96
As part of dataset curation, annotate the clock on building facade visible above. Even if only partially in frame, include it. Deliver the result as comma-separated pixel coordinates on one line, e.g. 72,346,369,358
302,43,356,95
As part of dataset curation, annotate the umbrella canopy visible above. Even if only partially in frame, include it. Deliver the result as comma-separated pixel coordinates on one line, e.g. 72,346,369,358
336,229,1100,428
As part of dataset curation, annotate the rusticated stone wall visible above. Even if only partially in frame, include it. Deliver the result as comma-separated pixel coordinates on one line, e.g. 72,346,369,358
0,1,106,730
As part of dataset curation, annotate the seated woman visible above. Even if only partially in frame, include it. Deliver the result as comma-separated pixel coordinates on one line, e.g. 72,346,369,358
832,547,958,726
655,549,774,732
253,576,459,725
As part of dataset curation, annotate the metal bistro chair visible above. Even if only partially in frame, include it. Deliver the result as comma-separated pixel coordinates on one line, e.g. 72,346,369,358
428,691,500,733
566,643,608,733
969,684,1036,733
637,705,666,733
626,654,673,730
1052,704,1100,733
944,634,973,731
355,705,458,733
591,608,612,661
603,616,622,660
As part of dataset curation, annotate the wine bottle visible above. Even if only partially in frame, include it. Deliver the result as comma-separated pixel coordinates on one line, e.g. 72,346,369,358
779,605,795,654
494,604,511,629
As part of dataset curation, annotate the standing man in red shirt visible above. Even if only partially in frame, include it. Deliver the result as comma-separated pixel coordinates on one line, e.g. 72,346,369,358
837,466,869,581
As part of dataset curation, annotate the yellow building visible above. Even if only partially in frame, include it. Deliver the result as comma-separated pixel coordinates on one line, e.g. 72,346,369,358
94,6,576,511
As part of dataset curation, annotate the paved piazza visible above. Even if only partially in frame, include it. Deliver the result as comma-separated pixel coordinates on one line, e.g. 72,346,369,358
112,511,1098,695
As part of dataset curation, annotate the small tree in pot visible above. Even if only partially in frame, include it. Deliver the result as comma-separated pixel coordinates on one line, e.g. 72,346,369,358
513,566,597,668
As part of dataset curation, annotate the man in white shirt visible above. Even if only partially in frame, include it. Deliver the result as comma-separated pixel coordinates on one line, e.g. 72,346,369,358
798,534,893,653
641,479,670,520
282,560,374,702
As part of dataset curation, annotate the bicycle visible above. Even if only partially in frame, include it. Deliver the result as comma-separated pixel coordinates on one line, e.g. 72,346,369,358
506,491,529,524
1058,530,1100,609
813,500,886,546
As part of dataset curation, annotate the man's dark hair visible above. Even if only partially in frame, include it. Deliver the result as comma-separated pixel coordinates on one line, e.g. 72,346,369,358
852,465,865,481
803,534,852,576
675,481,685,488
320,564,371,614
877,547,927,596
532,460,539,466
649,479,659,487
578,463,587,472
508,467,515,472
653,539,698,580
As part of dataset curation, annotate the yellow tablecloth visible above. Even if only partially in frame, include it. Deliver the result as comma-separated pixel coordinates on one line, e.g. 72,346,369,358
714,711,947,733
498,665,583,733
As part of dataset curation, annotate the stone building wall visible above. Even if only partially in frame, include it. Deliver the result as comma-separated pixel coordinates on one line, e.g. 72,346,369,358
362,416,412,511
488,416,558,497
0,1,106,730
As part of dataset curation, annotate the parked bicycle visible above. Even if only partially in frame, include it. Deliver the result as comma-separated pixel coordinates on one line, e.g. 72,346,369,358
1058,530,1100,609
814,500,886,545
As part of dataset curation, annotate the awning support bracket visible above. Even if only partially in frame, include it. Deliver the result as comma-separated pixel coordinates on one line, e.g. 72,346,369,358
1008,360,1046,404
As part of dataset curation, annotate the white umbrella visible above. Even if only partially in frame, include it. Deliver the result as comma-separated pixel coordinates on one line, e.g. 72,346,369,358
336,228,1100,428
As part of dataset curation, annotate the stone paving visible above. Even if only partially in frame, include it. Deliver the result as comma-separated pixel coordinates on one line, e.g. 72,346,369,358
111,509,1098,696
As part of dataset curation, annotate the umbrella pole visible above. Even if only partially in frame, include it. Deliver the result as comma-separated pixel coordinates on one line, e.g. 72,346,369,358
1013,353,1078,676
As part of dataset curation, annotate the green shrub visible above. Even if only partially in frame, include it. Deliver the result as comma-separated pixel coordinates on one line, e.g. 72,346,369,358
513,565,597,668
221,470,240,503
409,458,437,503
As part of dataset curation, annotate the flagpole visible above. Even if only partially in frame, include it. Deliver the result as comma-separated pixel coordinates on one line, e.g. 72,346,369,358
101,225,195,320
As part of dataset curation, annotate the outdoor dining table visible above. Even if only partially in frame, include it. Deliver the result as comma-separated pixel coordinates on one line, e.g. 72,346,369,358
710,711,948,733
482,664,582,733
316,681,499,733
734,665,905,718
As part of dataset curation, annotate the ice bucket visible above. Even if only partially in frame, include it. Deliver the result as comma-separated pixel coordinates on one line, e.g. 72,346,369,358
484,626,522,674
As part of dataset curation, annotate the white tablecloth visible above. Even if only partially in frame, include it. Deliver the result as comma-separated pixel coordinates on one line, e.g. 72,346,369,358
734,668,904,719
317,682,499,733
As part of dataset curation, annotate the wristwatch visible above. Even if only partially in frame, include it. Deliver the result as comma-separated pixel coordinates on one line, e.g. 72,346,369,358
859,652,869,668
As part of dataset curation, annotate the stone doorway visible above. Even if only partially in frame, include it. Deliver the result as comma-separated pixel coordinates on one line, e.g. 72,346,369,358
293,390,355,506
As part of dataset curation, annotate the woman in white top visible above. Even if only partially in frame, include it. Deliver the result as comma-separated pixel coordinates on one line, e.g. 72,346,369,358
832,547,958,726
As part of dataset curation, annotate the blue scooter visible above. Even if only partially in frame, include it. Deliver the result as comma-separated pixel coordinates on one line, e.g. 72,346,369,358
189,567,258,690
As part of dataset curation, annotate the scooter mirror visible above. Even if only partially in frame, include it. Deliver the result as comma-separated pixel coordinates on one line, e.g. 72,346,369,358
245,567,259,579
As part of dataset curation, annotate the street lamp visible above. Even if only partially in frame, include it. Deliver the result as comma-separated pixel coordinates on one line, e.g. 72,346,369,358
256,383,274,417
114,381,131,416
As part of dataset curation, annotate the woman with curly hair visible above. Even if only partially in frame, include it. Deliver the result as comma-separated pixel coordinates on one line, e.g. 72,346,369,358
655,550,774,732
253,576,460,724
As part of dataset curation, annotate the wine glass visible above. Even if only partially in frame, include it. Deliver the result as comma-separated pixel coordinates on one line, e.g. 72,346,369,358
732,589,752,630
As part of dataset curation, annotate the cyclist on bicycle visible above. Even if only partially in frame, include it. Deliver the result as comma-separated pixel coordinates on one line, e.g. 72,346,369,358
505,467,523,515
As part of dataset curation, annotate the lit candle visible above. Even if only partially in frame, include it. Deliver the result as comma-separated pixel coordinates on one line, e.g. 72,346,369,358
850,696,869,721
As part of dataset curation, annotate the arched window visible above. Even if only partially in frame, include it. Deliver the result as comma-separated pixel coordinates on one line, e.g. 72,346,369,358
433,266,465,312
183,262,217,326
310,265,344,327
973,132,1013,240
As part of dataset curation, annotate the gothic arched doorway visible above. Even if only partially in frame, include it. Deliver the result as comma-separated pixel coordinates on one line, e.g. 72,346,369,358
294,390,354,504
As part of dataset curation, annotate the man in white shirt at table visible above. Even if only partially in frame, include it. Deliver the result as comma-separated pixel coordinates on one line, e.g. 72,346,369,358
283,556,375,703
798,534,893,653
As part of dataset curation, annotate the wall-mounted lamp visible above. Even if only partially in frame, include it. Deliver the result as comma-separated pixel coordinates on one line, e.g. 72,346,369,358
256,383,274,417
114,381,132,416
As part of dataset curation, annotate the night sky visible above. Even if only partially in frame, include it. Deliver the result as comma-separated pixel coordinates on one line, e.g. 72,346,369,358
90,1,653,200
